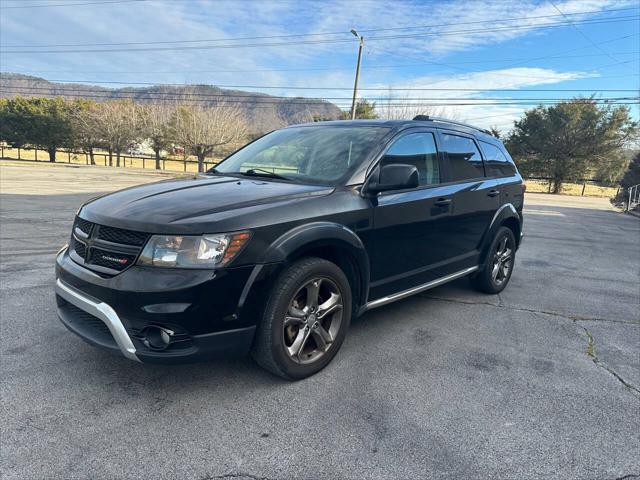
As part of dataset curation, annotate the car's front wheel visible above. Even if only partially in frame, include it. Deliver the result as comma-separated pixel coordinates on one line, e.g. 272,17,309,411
251,257,352,380
471,226,516,294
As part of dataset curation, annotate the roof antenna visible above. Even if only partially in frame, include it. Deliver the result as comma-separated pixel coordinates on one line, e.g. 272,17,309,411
413,115,430,121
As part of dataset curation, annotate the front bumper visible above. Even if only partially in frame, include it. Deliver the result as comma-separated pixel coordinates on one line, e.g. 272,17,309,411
55,248,264,363
56,278,140,361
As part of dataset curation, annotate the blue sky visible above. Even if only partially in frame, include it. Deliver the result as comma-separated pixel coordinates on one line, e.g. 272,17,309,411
1,0,638,130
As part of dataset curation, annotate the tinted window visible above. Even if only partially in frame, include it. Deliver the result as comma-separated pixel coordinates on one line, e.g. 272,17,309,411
380,132,440,185
480,141,516,177
440,133,484,181
215,126,390,184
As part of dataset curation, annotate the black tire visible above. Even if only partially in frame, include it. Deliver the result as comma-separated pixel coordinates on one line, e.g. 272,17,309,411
471,226,516,294
251,257,352,380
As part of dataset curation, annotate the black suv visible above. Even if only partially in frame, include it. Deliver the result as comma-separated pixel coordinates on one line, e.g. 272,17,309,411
55,117,524,379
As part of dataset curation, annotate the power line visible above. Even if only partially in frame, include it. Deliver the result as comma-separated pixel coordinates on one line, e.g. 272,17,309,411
369,30,639,80
3,84,637,102
3,6,637,48
548,0,627,68
2,15,637,54
2,87,637,108
5,50,640,76
13,79,636,92
0,0,147,8
5,33,636,84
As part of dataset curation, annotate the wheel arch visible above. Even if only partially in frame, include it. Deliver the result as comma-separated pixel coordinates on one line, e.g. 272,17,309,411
502,215,521,247
260,222,370,313
479,203,521,267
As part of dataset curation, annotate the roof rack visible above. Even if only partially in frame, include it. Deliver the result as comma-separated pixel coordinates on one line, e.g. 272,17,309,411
412,115,494,136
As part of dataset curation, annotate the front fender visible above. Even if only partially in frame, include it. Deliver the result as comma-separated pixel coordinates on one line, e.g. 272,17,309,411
261,222,366,263
248,222,370,312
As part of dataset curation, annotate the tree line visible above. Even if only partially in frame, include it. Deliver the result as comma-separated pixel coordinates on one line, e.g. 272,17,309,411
0,97,248,172
1,95,637,193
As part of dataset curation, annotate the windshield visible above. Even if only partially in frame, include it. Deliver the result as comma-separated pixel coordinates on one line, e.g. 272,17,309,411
213,126,390,184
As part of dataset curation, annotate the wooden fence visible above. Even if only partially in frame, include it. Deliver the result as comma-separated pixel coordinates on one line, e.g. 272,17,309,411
0,145,217,173
524,176,620,197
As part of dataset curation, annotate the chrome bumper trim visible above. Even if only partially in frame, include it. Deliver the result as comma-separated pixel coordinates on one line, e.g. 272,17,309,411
55,278,140,362
364,266,479,311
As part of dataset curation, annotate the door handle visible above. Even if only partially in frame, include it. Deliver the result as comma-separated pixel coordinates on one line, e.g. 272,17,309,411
434,198,452,207
487,189,500,197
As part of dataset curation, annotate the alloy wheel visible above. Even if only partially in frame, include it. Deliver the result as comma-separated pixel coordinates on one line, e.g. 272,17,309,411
491,235,513,287
283,277,343,364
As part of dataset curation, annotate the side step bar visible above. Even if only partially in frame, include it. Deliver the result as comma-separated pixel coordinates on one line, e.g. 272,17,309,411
364,266,479,311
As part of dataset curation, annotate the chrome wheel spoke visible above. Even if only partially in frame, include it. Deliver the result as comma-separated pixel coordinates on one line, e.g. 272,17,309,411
311,325,333,351
317,292,342,319
284,316,305,327
498,236,508,254
499,248,512,263
491,261,500,281
288,305,305,319
305,280,321,310
287,327,311,359
501,262,511,279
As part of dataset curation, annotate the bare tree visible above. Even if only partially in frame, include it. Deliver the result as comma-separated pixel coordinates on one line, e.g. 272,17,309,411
70,101,102,165
140,102,174,170
377,88,461,121
173,103,247,172
97,100,141,166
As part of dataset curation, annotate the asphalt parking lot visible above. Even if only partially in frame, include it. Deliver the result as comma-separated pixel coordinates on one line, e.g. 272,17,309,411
1,161,639,480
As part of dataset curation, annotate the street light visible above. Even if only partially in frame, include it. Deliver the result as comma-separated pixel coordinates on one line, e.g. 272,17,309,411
349,29,364,121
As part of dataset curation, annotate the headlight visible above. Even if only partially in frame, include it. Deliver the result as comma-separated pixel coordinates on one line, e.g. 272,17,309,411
137,231,251,268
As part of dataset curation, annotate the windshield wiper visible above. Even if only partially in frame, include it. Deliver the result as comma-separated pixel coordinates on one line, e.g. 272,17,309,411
240,168,291,181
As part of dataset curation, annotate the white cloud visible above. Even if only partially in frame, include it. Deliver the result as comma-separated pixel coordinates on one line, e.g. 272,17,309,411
303,0,637,58
367,67,597,131
0,0,634,130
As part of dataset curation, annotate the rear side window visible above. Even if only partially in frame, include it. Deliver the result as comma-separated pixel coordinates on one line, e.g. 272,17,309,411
381,132,440,185
480,141,517,177
440,133,484,181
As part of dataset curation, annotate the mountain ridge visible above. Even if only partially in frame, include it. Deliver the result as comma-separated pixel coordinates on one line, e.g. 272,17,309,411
0,73,343,133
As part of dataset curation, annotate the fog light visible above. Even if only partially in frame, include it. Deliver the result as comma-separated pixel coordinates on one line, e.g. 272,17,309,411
141,326,174,350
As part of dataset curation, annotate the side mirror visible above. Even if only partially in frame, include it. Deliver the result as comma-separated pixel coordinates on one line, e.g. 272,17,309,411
366,163,419,194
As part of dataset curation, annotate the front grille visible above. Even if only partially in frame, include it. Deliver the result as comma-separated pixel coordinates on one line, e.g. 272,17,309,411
70,216,148,275
89,247,136,271
97,225,149,246
74,217,93,235
71,236,87,259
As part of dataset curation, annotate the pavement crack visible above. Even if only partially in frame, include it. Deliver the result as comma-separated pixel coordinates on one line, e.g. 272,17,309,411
201,474,275,480
421,295,639,326
575,321,640,399
420,294,498,308
612,475,640,480
423,294,640,399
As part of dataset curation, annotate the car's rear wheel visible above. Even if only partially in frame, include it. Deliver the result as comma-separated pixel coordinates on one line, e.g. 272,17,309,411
251,257,352,380
471,226,516,294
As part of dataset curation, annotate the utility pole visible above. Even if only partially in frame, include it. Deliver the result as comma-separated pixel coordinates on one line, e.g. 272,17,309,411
350,29,364,120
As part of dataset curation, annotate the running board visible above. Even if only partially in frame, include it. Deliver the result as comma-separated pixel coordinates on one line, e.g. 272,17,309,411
364,266,479,311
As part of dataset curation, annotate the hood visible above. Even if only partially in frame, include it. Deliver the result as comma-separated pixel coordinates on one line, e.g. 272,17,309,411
80,175,333,233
